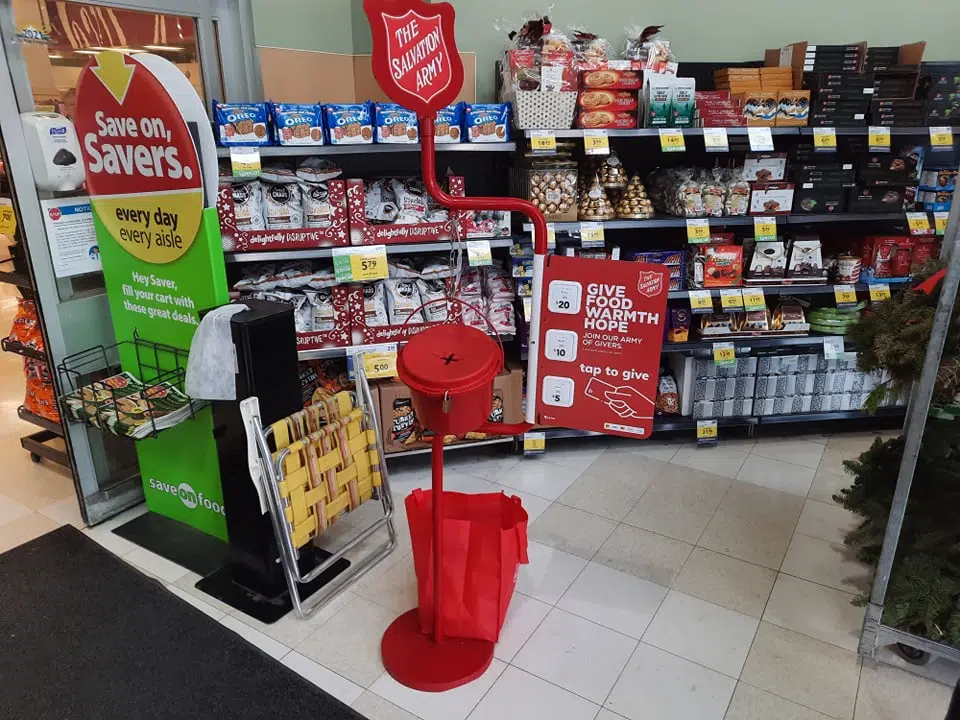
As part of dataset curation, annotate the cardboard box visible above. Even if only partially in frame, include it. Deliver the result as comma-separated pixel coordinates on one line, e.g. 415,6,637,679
378,367,523,454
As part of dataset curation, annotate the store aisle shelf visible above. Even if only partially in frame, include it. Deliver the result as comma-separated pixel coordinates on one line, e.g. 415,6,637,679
225,237,517,264
215,142,516,158
664,281,908,300
17,405,63,437
663,335,854,353
1,337,46,361
522,126,939,140
522,212,908,233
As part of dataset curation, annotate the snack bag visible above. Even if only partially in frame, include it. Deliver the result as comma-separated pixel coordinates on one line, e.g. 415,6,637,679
374,104,419,144
231,180,266,231
270,103,324,145
213,101,270,146
300,182,333,228
261,180,303,230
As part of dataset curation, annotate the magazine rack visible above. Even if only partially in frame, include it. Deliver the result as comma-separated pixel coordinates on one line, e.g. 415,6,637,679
56,333,207,440
246,357,397,618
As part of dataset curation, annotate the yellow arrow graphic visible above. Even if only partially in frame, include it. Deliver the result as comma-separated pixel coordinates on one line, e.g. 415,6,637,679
91,51,135,105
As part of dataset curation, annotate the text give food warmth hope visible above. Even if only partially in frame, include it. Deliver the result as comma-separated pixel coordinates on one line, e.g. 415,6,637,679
584,283,660,333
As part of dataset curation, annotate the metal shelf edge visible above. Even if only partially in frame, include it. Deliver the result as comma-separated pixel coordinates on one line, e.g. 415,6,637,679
225,237,517,263
216,142,516,158
523,212,908,232
17,406,64,436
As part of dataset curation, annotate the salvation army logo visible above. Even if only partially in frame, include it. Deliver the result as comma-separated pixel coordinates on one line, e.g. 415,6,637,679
48,208,62,221
637,271,664,298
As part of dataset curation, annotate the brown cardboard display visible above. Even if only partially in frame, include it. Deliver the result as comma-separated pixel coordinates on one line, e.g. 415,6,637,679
377,367,523,454
258,48,477,105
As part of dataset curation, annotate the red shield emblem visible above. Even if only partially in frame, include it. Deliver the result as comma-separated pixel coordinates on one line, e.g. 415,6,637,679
637,270,665,298
364,0,464,117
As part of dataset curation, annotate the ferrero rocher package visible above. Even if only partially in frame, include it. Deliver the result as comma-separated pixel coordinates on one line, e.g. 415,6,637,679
579,174,616,220
616,173,655,219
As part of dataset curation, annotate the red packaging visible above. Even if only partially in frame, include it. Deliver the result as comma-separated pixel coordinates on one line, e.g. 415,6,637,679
696,91,732,103
577,110,637,129
912,240,938,266
580,68,642,90
577,89,639,112
703,245,743,288
872,240,898,278
892,241,913,277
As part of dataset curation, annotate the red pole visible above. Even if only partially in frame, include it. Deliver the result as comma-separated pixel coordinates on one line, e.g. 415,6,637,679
419,116,548,257
430,431,445,643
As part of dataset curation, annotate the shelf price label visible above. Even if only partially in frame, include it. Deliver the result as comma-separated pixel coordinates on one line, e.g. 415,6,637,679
583,129,610,155
546,222,557,249
230,147,262,179
753,216,778,241
935,212,949,236
332,245,389,282
868,126,891,152
659,128,686,152
523,431,546,453
686,218,710,243
741,287,766,312
522,297,533,322
530,130,557,153
466,239,493,267
696,419,718,443
362,346,398,379
834,284,858,308
813,127,837,151
713,342,737,367
688,289,714,313
869,283,891,302
822,336,845,361
719,288,744,312
906,212,933,236
747,126,774,152
930,126,954,151
579,221,605,248
0,202,16,237
702,127,729,153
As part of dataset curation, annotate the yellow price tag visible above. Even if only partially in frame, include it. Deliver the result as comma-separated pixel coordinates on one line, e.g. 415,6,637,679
659,128,686,152
813,127,837,149
696,419,718,440
546,222,557,249
0,203,16,237
834,285,858,305
935,212,949,236
719,288,744,311
753,216,777,241
686,218,710,243
906,212,932,236
741,288,766,311
333,245,388,282
362,350,398,379
713,342,736,366
583,129,609,155
930,126,954,149
523,432,546,452
868,126,891,150
869,283,891,302
530,130,557,153
579,222,605,248
230,147,261,179
688,290,713,312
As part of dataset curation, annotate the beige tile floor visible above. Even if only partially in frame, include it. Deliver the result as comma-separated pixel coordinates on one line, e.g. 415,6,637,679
0,290,955,718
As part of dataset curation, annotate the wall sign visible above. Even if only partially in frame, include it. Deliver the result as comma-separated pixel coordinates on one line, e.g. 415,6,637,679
40,197,101,278
536,255,669,439
363,0,463,117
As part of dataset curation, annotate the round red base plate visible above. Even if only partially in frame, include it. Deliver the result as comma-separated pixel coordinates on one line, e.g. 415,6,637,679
381,609,495,692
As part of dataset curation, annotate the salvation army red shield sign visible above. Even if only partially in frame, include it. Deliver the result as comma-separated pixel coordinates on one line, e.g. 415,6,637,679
536,255,670,439
363,0,463,117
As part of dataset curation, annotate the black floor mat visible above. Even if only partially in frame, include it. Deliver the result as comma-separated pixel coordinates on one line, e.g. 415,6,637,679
0,526,363,720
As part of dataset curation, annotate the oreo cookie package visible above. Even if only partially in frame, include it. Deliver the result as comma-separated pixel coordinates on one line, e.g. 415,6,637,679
214,101,270,146
374,103,419,144
324,102,374,145
271,103,324,146
464,103,510,143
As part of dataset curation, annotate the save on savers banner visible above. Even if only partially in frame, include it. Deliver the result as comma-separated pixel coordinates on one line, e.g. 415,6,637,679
75,51,229,540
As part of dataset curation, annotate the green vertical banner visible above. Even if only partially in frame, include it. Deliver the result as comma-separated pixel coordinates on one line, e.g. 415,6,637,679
74,51,229,539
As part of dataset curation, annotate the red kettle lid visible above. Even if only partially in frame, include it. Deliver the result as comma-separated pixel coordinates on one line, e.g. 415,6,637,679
397,324,502,396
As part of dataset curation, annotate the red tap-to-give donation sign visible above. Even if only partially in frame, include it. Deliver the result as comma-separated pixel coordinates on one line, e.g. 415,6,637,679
536,255,669,439
364,0,463,117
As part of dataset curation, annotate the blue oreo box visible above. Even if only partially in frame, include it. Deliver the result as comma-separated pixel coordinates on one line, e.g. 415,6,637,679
213,101,271,146
374,103,419,143
434,103,464,143
324,102,374,145
464,103,510,143
270,103,324,145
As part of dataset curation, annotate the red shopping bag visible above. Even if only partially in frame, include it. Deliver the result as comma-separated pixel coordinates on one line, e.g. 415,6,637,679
405,489,529,643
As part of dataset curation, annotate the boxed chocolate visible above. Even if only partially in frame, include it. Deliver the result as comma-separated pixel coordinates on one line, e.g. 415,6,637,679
793,183,847,213
577,110,638,129
691,245,743,288
749,182,795,215
743,92,779,125
743,153,787,182
776,91,811,126
578,89,639,112
787,237,827,279
747,240,787,279
856,152,912,185
581,68,642,90
848,185,906,212
793,166,856,185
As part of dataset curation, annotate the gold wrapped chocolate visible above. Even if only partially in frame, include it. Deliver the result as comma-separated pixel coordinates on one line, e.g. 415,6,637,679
578,173,616,221
615,172,655,219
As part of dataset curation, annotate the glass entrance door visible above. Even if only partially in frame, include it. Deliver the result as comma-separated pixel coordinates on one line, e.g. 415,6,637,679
0,0,255,524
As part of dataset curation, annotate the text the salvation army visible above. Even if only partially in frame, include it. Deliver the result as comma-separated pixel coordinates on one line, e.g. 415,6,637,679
390,18,444,92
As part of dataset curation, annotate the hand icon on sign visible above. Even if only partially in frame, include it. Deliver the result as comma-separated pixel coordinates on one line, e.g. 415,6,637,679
603,386,654,420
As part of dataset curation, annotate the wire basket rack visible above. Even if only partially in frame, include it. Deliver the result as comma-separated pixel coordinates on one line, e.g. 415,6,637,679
56,332,207,440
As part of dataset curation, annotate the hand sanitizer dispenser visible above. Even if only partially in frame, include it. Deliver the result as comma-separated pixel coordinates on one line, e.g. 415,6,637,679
20,112,85,192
